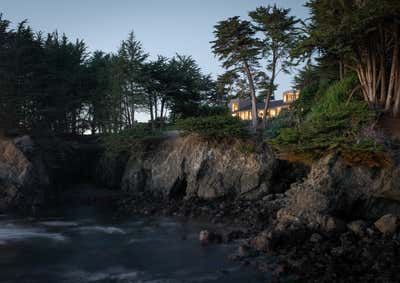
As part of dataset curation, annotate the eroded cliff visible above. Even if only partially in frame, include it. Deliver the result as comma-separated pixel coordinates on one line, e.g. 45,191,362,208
98,135,280,200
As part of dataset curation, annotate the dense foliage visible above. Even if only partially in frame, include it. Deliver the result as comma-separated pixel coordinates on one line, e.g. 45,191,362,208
269,76,386,165
176,115,249,139
0,15,216,136
212,6,300,129
300,0,400,116
211,17,261,129
100,124,164,156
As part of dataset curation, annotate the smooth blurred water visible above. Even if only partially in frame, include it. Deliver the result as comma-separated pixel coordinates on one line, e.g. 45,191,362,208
0,204,265,283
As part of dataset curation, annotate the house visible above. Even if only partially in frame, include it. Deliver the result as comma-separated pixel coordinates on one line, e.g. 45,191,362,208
229,90,300,120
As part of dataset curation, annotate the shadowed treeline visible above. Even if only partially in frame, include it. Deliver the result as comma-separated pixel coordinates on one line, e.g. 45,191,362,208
0,16,221,136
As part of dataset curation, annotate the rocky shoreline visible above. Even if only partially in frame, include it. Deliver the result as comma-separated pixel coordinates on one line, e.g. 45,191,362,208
117,191,400,282
107,134,400,282
2,134,400,282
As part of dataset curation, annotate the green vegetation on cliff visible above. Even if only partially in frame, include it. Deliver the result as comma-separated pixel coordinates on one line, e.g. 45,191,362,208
101,124,164,156
177,115,249,139
269,76,387,166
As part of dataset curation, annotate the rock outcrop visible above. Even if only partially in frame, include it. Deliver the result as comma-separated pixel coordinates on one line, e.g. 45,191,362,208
374,214,399,235
0,135,103,213
119,135,278,200
276,153,400,230
0,136,48,212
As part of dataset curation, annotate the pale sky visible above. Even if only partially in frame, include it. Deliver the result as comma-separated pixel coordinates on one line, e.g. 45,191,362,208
2,0,309,121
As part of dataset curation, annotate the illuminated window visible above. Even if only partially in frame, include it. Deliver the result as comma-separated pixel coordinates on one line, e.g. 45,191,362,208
232,102,238,112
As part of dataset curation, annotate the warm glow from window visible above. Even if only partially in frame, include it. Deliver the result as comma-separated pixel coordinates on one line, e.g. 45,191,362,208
232,102,238,112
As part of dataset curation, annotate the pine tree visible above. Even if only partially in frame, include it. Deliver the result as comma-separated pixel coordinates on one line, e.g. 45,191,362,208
303,0,400,116
211,16,262,129
117,31,148,127
250,5,300,125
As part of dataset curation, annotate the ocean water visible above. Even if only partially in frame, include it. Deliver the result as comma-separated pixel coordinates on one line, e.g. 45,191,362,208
0,201,265,283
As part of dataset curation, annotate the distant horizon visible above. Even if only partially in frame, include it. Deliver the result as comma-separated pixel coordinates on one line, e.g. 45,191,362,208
2,0,309,122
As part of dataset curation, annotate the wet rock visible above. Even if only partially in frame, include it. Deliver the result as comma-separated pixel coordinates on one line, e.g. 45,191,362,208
374,214,399,235
199,230,223,245
331,246,345,257
276,208,300,224
250,225,308,252
238,243,256,258
347,220,368,237
322,217,346,233
249,230,270,252
13,135,34,156
310,233,323,243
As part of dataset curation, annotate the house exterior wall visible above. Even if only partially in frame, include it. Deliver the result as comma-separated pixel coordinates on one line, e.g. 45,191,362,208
230,90,299,121
234,106,287,121
283,90,300,103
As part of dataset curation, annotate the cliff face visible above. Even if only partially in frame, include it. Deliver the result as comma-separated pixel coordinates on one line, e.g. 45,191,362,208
123,135,278,200
0,135,103,213
3,133,400,221
277,153,400,229
0,136,48,212
98,135,279,200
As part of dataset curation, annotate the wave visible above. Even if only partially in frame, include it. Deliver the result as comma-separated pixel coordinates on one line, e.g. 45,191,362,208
74,226,126,235
63,267,139,282
0,226,67,243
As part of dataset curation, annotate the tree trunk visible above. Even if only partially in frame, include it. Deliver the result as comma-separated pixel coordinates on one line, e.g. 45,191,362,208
153,96,158,121
378,24,387,107
386,26,399,114
393,71,400,117
262,50,277,128
357,47,380,109
149,101,154,121
243,61,258,130
160,98,166,128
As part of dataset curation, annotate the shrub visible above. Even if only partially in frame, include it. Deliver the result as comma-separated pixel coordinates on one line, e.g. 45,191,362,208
176,115,249,139
264,79,332,140
101,124,164,156
292,79,332,118
269,76,385,166
195,105,230,117
264,110,296,139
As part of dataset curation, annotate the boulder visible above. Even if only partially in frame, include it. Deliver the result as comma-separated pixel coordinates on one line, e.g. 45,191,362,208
238,243,255,257
199,230,223,245
309,233,323,243
13,135,34,156
250,224,308,252
249,230,270,252
347,220,368,237
374,214,399,235
321,217,346,233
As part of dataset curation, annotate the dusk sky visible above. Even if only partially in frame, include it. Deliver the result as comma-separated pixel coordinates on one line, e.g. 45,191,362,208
2,0,309,121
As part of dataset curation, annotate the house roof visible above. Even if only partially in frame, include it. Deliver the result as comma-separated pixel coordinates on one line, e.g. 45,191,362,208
234,99,288,112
